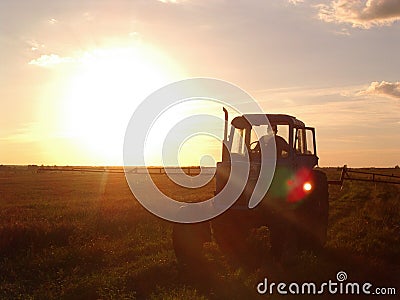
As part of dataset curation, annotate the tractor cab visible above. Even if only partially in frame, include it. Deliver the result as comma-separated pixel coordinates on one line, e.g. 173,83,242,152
224,114,318,170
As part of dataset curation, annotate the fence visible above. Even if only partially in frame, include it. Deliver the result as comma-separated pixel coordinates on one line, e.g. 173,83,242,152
37,166,216,175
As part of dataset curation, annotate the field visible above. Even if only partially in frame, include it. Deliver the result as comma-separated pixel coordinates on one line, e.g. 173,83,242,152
0,167,399,299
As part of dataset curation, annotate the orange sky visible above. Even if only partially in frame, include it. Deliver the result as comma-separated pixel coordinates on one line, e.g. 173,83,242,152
0,0,399,167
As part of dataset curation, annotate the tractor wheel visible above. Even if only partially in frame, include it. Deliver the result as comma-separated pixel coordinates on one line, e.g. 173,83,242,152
212,211,253,265
268,210,299,263
172,222,211,267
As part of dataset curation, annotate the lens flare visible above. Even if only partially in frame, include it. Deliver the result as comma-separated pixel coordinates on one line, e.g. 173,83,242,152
303,182,312,192
287,168,313,203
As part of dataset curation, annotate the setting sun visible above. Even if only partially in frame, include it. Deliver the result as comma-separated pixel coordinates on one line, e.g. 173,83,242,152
59,45,182,165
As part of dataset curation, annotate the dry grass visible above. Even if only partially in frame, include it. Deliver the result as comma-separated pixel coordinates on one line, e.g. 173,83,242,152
0,167,399,299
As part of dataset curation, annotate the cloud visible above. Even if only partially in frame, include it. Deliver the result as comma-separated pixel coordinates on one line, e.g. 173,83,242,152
333,27,351,35
48,18,58,24
26,39,45,51
359,81,400,99
288,0,304,5
158,0,185,3
28,54,74,67
316,0,400,28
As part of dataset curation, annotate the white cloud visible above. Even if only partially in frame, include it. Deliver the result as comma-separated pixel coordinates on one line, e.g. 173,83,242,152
26,39,45,52
359,81,400,99
48,18,58,24
288,0,304,5
333,27,351,36
28,54,74,67
158,0,185,3
316,0,400,28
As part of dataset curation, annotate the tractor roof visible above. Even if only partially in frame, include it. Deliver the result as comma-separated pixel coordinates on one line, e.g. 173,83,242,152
232,114,305,128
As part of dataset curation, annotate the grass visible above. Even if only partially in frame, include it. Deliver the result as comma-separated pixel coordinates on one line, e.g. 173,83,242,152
0,167,399,299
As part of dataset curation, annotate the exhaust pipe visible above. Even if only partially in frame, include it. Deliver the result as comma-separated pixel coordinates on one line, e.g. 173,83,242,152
223,107,228,142
222,107,229,162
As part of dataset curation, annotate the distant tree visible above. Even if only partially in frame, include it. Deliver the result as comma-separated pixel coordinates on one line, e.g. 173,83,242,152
395,165,399,169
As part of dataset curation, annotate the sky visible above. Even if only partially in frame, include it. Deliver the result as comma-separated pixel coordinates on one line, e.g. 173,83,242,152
0,0,399,167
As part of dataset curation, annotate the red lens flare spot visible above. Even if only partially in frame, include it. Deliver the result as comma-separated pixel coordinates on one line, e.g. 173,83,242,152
287,168,313,203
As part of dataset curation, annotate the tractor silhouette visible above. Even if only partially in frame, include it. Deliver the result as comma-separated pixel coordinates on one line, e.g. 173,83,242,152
172,109,329,265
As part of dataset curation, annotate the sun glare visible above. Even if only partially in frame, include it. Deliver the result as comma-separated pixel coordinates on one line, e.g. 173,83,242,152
143,99,224,167
60,45,182,165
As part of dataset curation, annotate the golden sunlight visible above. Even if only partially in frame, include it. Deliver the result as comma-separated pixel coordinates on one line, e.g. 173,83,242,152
143,99,224,167
59,45,182,165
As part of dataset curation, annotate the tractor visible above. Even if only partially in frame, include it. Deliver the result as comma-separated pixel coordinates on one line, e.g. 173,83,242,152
172,109,329,265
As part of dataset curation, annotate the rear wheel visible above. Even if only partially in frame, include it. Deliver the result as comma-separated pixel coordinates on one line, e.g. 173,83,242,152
212,210,258,265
